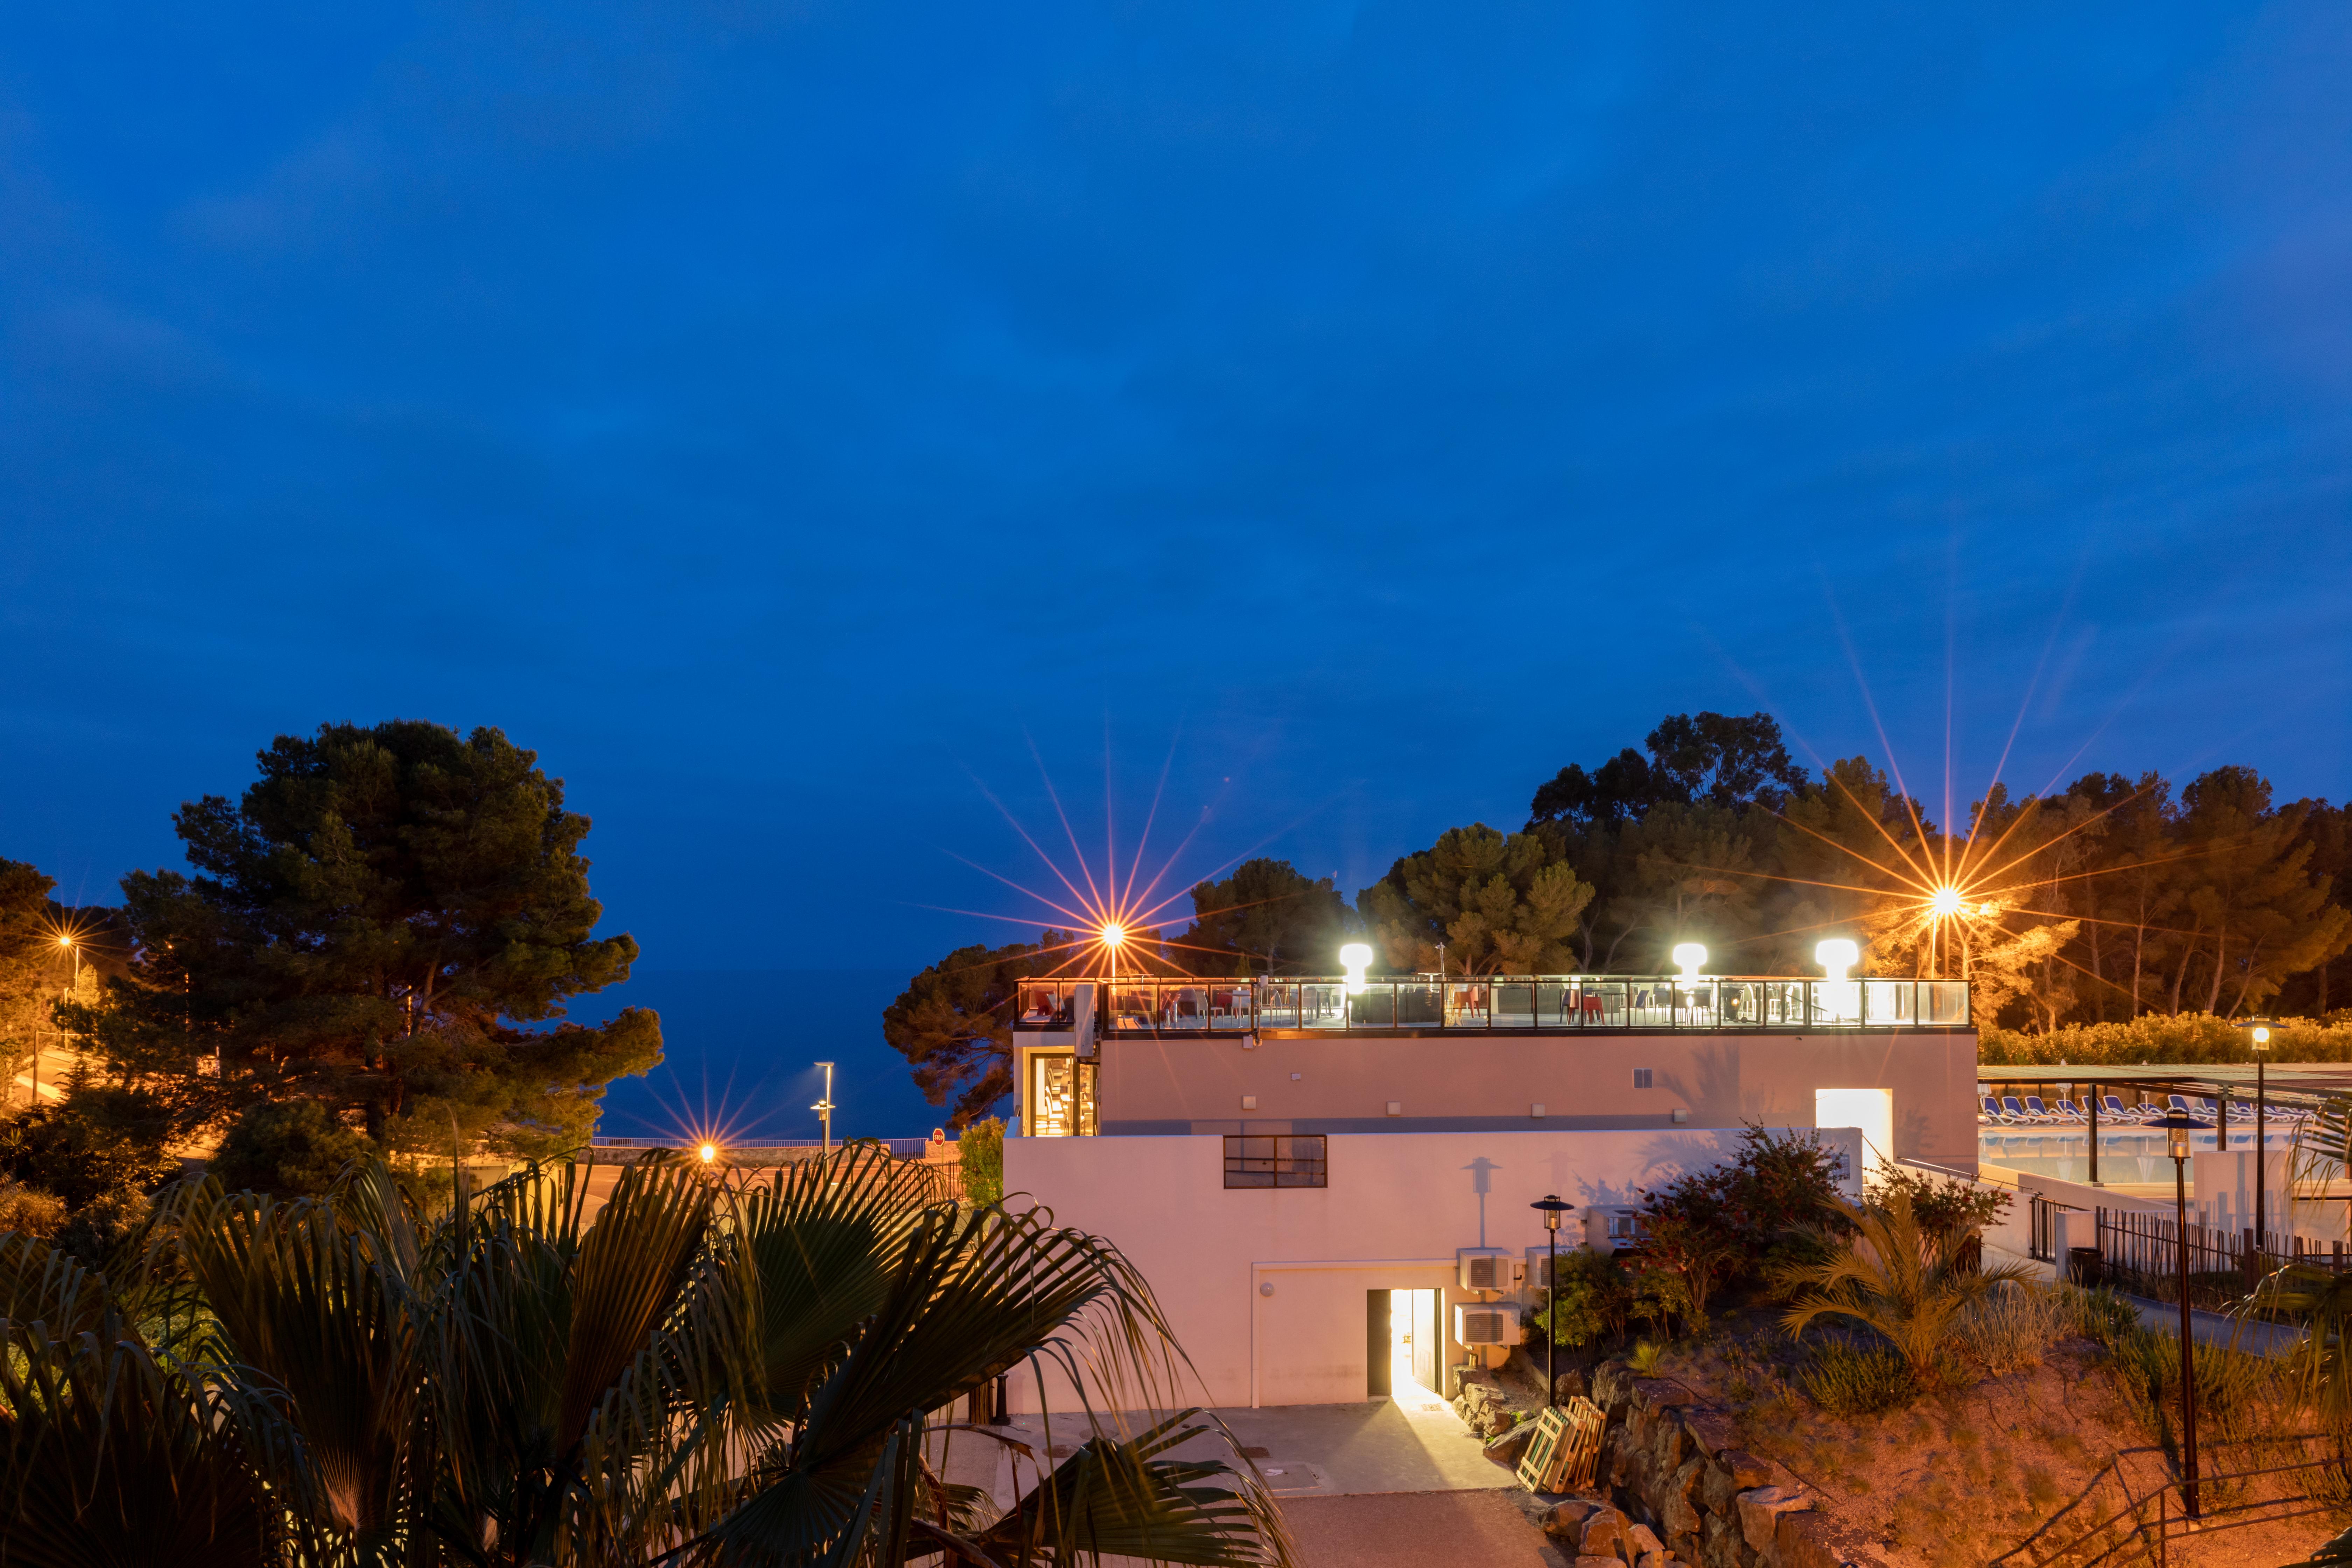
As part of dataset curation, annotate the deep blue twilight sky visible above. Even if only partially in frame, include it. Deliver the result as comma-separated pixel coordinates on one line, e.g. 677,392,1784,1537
5,4,2350,1140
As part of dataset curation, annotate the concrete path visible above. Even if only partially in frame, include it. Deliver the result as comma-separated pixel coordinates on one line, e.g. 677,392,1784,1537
996,1394,1516,1498
1281,1491,1558,1568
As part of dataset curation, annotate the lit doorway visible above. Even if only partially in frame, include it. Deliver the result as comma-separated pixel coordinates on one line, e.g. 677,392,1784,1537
1367,1288,1440,1400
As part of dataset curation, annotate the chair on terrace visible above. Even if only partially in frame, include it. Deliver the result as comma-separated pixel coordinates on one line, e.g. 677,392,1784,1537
1981,1096,2007,1122
2101,1094,2148,1122
2000,1096,2044,1122
2053,1099,2086,1122
2024,1096,2058,1120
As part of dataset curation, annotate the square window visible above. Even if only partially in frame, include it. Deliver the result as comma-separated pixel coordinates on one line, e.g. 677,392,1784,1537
1633,1068,1653,1089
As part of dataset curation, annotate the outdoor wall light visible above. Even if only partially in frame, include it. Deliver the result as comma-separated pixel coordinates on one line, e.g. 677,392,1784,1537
698,1143,718,1164
1671,943,1706,985
1339,941,1373,995
1814,938,1859,985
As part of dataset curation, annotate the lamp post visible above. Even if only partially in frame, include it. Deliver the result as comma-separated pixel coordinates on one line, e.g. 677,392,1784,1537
812,1061,836,1158
2249,1020,2273,1286
1530,1194,1575,1408
2150,1110,2210,1520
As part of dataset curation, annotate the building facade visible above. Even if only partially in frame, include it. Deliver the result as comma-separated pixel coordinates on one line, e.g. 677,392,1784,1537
1001,970,1975,1409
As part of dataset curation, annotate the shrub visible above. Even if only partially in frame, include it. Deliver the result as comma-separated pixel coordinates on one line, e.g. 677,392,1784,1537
1979,1014,2352,1066
959,1116,1004,1205
0,1182,66,1236
210,1100,375,1198
1535,1248,1635,1348
1869,1166,2011,1244
1800,1341,1914,1414
0,1094,177,1209
1778,1187,2033,1381
1955,1281,2076,1375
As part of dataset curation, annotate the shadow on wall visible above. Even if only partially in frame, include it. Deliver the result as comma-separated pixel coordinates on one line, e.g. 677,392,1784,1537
1462,1155,1498,1244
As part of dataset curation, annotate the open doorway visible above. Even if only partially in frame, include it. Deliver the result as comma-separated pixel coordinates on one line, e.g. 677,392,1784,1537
1367,1288,1440,1400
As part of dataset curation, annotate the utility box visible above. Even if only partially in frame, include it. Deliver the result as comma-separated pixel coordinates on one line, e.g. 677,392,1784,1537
1457,1247,1512,1291
1454,1301,1525,1346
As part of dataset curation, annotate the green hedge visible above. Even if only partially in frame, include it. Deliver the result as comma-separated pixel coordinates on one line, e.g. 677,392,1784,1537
1978,1014,2352,1066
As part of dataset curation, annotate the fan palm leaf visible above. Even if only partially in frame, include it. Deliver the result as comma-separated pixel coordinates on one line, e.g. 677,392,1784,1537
0,1315,278,1568
1777,1187,2030,1380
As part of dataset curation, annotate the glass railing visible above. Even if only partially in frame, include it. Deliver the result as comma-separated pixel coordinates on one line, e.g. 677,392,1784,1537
1011,976,1969,1032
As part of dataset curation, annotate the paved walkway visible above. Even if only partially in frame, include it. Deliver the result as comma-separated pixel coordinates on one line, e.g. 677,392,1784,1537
993,1390,1516,1499
1281,1491,1559,1568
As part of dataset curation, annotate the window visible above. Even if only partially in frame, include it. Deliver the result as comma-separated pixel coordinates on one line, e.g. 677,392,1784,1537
1632,1068,1653,1088
1224,1134,1328,1188
1031,1055,1097,1137
1605,1211,1647,1246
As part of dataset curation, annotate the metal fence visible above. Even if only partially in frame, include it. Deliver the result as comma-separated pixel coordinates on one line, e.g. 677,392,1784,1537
2091,1208,2352,1307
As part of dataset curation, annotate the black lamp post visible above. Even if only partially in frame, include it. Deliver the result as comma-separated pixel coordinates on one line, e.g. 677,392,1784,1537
1531,1194,1575,1408
2248,1018,2273,1285
2149,1110,2210,1519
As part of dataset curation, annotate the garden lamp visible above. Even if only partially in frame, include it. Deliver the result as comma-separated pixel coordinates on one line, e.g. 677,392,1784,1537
1339,942,1372,997
1530,1194,1575,1408
2148,1110,2209,1519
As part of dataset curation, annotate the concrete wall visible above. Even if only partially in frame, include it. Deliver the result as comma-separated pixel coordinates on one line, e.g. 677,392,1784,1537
1093,1029,1977,1170
1002,1125,1863,1411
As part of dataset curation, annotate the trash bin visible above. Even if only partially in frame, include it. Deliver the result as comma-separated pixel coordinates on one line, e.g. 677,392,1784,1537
2067,1246,2102,1287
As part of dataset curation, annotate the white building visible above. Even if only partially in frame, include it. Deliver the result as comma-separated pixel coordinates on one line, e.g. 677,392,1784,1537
1002,968,1976,1409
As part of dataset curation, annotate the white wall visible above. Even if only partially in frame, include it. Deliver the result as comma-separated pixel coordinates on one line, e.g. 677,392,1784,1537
1003,1125,1860,1410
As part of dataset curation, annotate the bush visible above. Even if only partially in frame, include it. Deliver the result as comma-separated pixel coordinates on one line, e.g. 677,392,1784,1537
1800,1341,1914,1414
1979,1014,2352,1066
959,1116,1004,1206
1869,1166,2011,1244
210,1100,376,1198
0,1094,177,1208
0,1181,66,1236
1955,1281,2076,1375
1535,1249,1635,1348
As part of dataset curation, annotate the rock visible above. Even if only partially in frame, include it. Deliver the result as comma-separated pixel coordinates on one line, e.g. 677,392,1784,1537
1627,1523,1666,1560
1682,1406,1740,1458
1574,1559,1625,1568
1484,1422,1533,1464
1578,1505,1631,1561
1759,1495,1825,1561
1553,1367,1589,1402
1591,1359,1633,1411
1662,1457,1704,1535
1699,1510,1743,1568
1701,1450,1773,1516
1541,1499,1600,1536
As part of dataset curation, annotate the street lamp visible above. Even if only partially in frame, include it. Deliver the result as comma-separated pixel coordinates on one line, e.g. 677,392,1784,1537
2248,1019,2273,1288
812,1061,837,1158
2149,1110,2210,1520
1530,1194,1575,1409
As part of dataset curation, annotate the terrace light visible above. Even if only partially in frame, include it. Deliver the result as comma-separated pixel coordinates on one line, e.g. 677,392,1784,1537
698,1143,718,1164
1100,923,1126,948
1339,942,1373,996
1930,886,1963,918
1814,939,1859,986
1671,943,1706,986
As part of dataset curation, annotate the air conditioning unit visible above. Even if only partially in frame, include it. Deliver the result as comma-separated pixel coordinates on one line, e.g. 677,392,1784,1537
1457,1247,1511,1291
1454,1301,1524,1346
1524,1245,1578,1290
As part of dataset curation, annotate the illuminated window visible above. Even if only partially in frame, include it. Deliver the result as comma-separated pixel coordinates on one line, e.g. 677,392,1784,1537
1031,1055,1097,1137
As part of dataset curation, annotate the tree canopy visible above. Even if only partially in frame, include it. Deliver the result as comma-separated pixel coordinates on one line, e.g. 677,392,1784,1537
1180,858,1352,975
881,933,1072,1128
78,720,661,1163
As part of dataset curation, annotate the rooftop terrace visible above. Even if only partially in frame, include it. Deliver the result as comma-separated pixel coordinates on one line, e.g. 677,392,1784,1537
1012,974,1970,1036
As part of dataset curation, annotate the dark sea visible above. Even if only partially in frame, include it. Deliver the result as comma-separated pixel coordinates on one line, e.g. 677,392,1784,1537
567,968,988,1146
